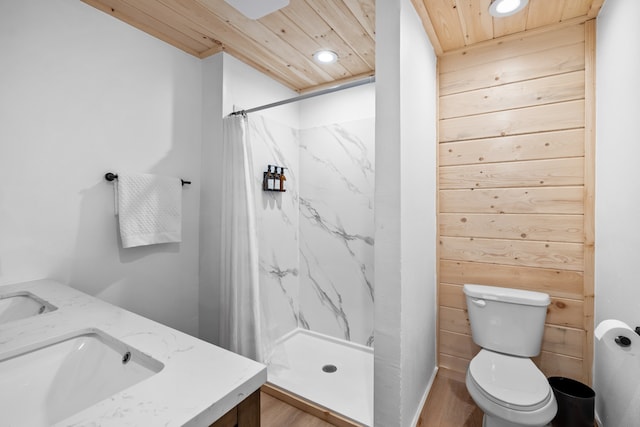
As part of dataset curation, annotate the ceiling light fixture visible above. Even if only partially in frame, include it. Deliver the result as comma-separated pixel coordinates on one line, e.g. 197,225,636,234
488,0,529,18
224,0,289,20
313,50,338,64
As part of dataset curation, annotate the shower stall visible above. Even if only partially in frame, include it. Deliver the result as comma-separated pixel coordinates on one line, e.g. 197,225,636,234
242,84,375,426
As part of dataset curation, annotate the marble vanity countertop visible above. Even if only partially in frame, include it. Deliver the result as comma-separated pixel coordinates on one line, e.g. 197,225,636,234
0,279,267,427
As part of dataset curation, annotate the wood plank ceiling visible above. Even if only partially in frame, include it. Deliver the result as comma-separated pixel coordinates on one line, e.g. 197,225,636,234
413,0,604,55
82,0,376,93
81,0,604,92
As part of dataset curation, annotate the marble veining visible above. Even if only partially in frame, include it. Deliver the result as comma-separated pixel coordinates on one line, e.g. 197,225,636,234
247,114,374,348
300,250,351,341
299,196,374,301
0,279,266,427
248,116,301,351
249,115,375,346
266,262,300,327
299,119,375,346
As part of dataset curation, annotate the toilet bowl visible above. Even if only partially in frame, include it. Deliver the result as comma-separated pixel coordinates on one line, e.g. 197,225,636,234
463,284,557,427
466,349,557,427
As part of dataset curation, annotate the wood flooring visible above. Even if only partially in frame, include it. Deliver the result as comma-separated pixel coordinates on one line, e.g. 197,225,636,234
261,391,335,427
416,370,483,427
261,369,483,427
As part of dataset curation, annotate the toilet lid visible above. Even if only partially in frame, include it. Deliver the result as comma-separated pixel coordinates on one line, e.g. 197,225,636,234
469,350,551,410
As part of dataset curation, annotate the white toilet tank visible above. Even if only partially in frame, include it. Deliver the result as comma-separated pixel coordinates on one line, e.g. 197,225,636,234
464,284,551,357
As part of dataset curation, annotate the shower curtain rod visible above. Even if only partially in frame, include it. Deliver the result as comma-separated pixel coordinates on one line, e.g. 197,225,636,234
230,75,375,116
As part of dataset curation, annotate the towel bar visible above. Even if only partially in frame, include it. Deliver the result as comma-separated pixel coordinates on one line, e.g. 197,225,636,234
105,172,191,186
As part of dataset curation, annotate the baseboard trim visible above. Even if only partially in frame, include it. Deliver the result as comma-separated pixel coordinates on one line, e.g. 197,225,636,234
411,366,439,427
261,383,365,427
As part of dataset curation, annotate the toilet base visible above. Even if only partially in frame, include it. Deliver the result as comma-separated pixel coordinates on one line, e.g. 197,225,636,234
483,414,552,427
466,367,556,427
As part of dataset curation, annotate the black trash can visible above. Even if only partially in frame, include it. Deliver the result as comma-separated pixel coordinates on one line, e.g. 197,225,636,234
548,376,595,427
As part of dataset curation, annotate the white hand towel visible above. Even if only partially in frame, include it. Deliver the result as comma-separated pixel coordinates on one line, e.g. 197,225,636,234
116,173,182,248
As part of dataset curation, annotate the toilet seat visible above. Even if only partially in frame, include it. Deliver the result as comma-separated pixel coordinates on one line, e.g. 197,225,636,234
468,349,551,411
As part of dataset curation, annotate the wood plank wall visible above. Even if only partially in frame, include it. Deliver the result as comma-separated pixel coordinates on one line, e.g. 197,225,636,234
436,22,596,384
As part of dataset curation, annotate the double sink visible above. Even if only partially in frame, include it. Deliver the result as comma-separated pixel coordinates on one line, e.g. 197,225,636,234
0,280,266,426
0,292,163,426
0,291,56,324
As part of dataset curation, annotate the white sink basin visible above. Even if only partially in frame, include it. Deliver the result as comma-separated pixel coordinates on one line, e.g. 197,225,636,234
0,329,164,426
0,292,57,325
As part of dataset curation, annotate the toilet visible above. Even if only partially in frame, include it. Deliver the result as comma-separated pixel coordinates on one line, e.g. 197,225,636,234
463,284,557,427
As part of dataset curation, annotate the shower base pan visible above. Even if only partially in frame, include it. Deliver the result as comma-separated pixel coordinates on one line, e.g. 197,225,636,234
266,328,373,426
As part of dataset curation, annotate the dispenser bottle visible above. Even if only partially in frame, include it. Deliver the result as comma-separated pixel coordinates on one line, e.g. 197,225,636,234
267,165,276,190
263,165,271,191
279,167,287,191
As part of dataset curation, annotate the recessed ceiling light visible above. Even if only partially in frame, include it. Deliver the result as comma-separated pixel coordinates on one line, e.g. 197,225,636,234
313,50,338,64
224,0,289,20
489,0,529,18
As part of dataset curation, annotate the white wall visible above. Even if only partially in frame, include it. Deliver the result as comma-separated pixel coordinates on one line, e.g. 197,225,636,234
0,0,203,336
595,0,640,324
198,53,299,344
374,0,438,425
399,2,438,424
595,0,640,425
223,54,299,127
199,54,225,344
299,83,375,129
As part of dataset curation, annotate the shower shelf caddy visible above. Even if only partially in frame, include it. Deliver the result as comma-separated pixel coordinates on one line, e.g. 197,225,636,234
263,164,287,192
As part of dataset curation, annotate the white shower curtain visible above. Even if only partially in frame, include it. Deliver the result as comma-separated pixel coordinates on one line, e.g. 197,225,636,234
219,114,263,362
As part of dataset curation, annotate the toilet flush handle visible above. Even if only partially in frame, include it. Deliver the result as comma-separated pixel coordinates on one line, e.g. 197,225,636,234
471,298,486,308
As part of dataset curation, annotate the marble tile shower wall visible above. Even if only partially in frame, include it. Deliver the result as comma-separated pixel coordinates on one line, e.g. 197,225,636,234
299,119,375,346
248,116,300,346
248,115,375,348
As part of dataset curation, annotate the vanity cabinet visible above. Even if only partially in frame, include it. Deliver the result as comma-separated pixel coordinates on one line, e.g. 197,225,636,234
210,390,260,427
